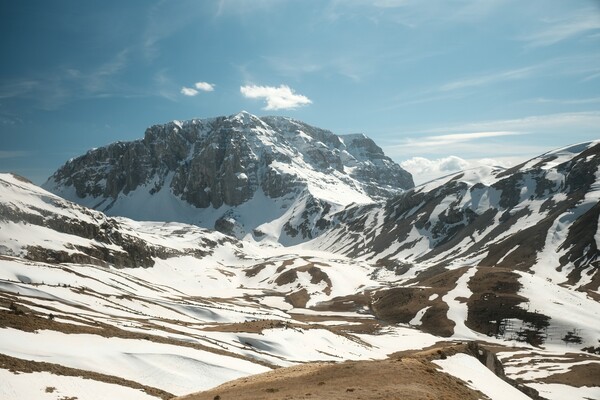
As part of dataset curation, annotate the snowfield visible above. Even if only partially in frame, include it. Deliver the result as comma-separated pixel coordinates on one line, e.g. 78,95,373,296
1,136,599,400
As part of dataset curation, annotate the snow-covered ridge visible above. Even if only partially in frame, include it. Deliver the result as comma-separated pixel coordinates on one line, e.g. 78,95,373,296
0,173,237,268
311,140,600,290
43,111,413,244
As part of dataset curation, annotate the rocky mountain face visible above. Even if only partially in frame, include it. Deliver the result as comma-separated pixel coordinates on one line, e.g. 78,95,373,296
314,141,600,291
43,112,413,242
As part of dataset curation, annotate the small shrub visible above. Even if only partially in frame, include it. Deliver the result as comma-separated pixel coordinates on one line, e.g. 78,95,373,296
562,329,583,345
582,346,600,354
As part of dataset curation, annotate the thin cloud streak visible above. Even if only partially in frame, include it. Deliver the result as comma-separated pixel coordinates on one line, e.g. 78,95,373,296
525,97,600,105
0,150,31,159
440,67,535,92
520,8,600,47
426,131,522,141
0,49,131,110
385,54,600,110
384,111,600,159
392,131,523,150
419,111,600,135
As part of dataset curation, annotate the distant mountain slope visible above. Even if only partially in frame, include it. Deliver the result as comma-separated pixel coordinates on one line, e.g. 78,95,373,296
0,173,236,268
312,141,600,291
43,112,413,244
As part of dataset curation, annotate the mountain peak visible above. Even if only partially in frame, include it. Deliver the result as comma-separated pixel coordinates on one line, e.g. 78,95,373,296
229,110,260,124
43,113,414,243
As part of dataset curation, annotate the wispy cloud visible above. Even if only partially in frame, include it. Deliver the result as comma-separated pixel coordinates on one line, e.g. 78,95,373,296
520,8,600,47
397,131,522,149
440,66,535,92
325,0,510,26
142,0,205,59
0,49,131,110
240,84,312,110
524,97,600,105
426,131,522,142
214,0,282,17
263,54,372,82
262,56,323,79
582,70,600,82
385,54,600,110
83,49,129,93
154,70,178,101
0,150,30,159
384,111,600,160
0,80,39,99
0,111,23,125
422,111,600,135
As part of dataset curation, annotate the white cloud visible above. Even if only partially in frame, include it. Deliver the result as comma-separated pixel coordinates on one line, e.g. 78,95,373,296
240,84,312,110
195,81,215,91
181,82,215,96
401,156,518,185
180,87,199,96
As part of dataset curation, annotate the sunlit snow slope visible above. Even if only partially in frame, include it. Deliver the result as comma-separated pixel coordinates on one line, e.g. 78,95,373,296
1,139,599,400
312,141,600,290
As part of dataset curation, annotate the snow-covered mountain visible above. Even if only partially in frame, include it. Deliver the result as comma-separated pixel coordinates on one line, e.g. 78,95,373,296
313,141,600,291
2,170,600,400
43,112,413,244
2,126,600,400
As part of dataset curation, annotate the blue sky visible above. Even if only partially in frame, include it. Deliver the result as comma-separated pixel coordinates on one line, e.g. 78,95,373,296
1,0,599,184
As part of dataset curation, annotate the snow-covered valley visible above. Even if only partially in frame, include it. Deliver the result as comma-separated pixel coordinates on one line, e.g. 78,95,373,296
1,115,599,400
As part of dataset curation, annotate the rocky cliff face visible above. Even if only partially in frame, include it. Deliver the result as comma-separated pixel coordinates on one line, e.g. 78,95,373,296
43,112,413,242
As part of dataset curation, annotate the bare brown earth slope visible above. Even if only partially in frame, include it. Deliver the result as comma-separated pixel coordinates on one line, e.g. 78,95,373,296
176,343,504,400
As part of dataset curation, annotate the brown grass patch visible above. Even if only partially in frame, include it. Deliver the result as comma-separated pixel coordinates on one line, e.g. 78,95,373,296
174,344,486,400
540,362,600,387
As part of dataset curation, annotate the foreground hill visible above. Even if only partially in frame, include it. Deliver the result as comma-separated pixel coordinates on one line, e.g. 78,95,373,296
43,111,413,244
177,343,536,400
